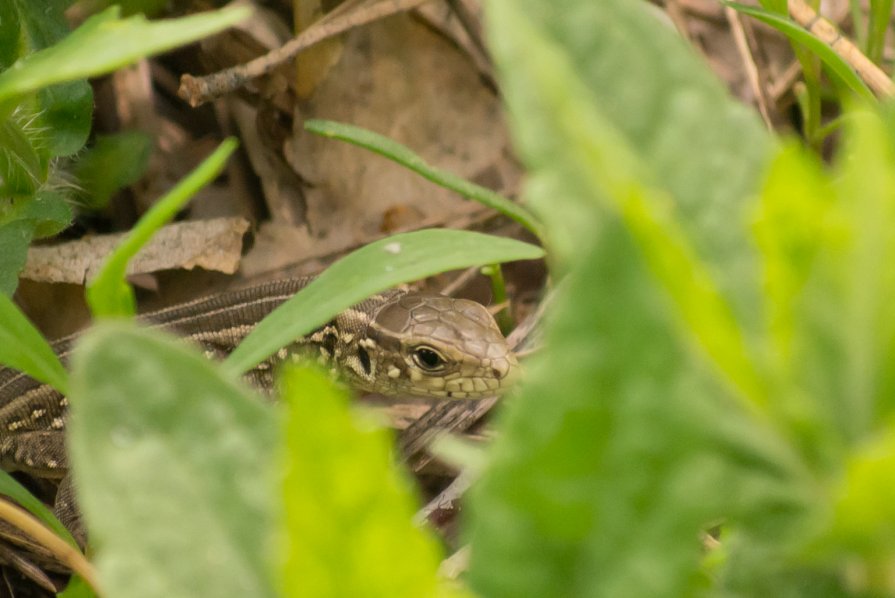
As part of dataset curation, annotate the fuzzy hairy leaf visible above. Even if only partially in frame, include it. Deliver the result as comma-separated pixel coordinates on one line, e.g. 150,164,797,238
68,323,278,598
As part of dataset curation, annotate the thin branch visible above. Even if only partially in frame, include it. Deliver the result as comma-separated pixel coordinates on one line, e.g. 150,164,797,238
725,6,774,129
788,0,895,98
178,0,434,107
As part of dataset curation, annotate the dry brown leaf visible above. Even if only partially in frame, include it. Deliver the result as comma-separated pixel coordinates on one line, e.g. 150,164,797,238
22,218,251,284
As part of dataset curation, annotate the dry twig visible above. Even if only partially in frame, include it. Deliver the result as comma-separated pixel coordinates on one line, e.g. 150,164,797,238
0,500,100,594
179,0,434,107
788,0,895,98
725,6,774,129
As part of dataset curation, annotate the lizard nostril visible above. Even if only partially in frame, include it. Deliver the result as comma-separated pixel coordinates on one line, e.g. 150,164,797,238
492,367,502,379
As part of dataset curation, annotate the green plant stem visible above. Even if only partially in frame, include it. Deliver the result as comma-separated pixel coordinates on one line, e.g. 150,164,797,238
867,0,894,64
481,264,513,334
850,0,867,50
815,115,846,139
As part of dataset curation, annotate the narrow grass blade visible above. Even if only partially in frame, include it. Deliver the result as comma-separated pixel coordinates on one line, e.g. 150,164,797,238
86,138,238,317
304,119,544,240
0,293,67,394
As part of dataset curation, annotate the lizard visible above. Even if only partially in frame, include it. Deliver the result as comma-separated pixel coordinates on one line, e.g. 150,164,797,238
0,277,518,586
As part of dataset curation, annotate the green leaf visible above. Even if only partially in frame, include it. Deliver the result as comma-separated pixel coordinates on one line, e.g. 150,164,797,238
9,0,71,53
7,190,74,238
304,119,544,240
0,5,250,107
0,193,73,294
466,1,822,596
819,424,895,596
68,323,278,598
57,574,99,598
71,132,152,209
5,0,92,156
759,108,895,457
28,191,73,238
757,0,788,14
754,143,835,369
466,212,811,597
279,366,446,597
0,289,68,393
0,1,19,71
751,143,844,467
38,80,93,157
827,108,895,439
223,229,544,376
726,2,876,103
0,470,77,547
0,110,49,197
86,138,237,317
0,219,33,295
489,0,772,333
827,429,895,557
487,0,769,414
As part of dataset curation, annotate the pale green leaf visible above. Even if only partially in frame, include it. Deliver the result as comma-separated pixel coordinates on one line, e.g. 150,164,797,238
68,323,277,598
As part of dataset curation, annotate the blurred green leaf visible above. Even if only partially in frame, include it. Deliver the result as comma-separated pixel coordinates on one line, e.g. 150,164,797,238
827,429,895,560
466,0,829,596
279,366,450,597
866,0,893,64
86,138,237,317
72,132,152,209
0,290,68,393
0,1,18,71
754,144,835,370
757,0,788,13
751,144,844,467
68,323,278,598
709,107,895,597
224,229,543,376
826,108,895,439
9,0,71,52
466,211,811,597
757,108,895,461
57,574,99,598
485,0,770,412
492,0,771,335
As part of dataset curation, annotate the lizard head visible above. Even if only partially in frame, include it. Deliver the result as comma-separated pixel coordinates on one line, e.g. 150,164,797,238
334,292,518,399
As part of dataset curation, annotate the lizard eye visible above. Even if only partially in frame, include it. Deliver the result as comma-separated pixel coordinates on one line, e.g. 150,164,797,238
412,346,446,371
